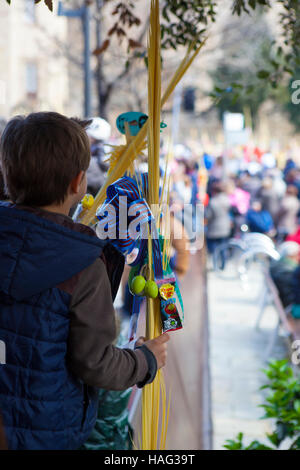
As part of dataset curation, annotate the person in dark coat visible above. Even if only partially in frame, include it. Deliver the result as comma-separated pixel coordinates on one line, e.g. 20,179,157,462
246,200,275,235
270,241,299,308
291,266,300,319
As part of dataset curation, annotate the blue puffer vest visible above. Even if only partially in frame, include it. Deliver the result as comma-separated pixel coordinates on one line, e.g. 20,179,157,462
0,202,110,450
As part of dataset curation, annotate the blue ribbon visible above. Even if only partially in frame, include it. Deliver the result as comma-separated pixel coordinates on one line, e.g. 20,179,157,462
96,174,163,279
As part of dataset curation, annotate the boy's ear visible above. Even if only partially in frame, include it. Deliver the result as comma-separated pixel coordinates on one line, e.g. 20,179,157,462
70,171,85,194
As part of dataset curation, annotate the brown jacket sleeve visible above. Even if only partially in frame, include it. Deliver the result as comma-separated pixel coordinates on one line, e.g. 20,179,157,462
67,257,148,390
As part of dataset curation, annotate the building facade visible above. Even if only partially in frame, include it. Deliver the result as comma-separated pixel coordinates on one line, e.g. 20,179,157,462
0,0,70,119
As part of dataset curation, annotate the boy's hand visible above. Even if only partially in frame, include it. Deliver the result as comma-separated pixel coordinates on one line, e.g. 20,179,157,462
143,333,170,369
135,336,146,347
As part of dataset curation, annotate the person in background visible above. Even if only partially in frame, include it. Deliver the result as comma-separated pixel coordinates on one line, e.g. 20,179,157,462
283,158,296,179
186,159,199,210
209,156,223,180
246,200,275,235
267,168,286,200
238,170,262,200
225,178,250,236
172,159,192,205
205,181,231,268
256,176,279,221
290,261,300,320
171,159,197,242
168,211,191,279
284,168,300,199
276,185,300,241
85,117,111,196
270,241,299,309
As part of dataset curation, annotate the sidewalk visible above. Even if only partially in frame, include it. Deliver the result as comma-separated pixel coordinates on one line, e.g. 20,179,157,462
208,264,289,450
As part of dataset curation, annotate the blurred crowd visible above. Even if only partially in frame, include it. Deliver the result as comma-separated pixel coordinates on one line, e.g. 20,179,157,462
205,157,300,245
202,150,300,321
143,139,300,324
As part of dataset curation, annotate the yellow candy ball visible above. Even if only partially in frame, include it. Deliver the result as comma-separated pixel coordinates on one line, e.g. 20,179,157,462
131,275,146,296
144,280,158,299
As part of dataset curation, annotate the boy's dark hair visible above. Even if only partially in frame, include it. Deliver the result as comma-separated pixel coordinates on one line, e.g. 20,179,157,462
0,112,91,206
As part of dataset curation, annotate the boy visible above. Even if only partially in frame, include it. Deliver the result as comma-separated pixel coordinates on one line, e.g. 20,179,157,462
0,112,169,450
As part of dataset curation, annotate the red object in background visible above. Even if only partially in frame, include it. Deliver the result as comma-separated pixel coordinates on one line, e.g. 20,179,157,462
243,145,264,163
203,193,209,206
254,146,263,162
243,145,251,162
286,227,300,245
198,193,209,207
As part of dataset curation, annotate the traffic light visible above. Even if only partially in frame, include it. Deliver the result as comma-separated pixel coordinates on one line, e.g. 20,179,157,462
183,87,195,112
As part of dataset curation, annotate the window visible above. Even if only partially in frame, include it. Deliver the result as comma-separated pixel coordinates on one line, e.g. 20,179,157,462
24,0,36,24
25,63,38,99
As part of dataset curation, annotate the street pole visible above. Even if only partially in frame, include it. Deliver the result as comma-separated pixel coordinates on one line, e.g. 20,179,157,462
82,5,91,117
58,1,92,118
95,0,105,118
